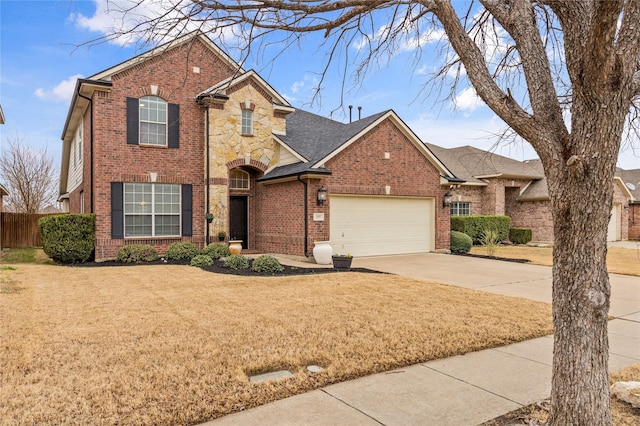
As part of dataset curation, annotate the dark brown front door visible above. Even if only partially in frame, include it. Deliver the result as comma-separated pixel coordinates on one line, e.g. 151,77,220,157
229,196,248,249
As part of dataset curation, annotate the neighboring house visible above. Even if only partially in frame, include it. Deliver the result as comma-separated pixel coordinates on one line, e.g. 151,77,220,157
427,144,634,242
0,103,5,125
59,32,458,261
0,183,7,213
617,168,640,240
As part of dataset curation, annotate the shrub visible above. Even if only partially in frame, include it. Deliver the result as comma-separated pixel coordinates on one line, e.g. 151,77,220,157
116,244,159,263
251,255,285,273
223,254,249,270
202,243,231,260
480,229,500,256
165,242,200,261
39,214,96,263
190,254,214,267
450,231,473,254
450,216,511,244
510,228,533,244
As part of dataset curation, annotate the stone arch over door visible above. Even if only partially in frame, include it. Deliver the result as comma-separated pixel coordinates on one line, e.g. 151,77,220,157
226,161,267,250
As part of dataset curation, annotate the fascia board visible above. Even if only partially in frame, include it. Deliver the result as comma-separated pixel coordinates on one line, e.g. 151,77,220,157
91,32,243,81
615,176,635,200
312,111,456,179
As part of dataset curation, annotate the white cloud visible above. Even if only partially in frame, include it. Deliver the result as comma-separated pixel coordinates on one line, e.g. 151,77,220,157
34,74,83,103
453,86,483,112
69,0,236,47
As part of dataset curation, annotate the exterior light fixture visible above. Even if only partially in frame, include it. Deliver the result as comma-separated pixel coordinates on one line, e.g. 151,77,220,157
317,186,328,206
442,191,453,208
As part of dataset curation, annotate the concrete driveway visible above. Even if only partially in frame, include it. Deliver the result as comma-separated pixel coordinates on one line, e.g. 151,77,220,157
353,252,640,318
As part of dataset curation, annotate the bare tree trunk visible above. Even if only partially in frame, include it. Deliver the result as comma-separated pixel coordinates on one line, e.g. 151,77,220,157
546,106,621,425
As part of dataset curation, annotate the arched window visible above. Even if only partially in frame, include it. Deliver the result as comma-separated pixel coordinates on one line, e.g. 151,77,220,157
139,96,167,146
229,169,250,190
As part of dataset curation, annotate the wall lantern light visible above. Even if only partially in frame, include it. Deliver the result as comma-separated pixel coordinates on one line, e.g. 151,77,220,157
317,186,328,206
442,191,453,208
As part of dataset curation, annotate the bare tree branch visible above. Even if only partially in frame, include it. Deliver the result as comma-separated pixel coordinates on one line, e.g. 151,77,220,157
0,136,58,213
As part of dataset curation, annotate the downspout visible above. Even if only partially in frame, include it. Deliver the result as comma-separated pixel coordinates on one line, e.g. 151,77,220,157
77,89,93,213
205,105,210,245
298,175,309,257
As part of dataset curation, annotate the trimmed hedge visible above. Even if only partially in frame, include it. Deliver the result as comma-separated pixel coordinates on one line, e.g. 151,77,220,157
451,215,511,244
202,243,231,260
190,254,214,267
116,244,159,263
223,254,249,270
39,214,96,263
165,242,200,261
251,255,284,273
509,227,533,244
450,231,473,254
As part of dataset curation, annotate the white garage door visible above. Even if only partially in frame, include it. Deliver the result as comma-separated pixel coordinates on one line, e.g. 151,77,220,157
607,204,621,242
330,195,434,257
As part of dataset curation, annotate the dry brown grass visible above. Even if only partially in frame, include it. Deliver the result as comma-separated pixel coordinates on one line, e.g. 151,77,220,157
470,245,640,276
0,263,553,425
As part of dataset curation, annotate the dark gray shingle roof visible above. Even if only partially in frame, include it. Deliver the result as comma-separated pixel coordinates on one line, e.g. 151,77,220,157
261,109,389,180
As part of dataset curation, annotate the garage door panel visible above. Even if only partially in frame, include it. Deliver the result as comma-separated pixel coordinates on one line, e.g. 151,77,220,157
330,196,434,257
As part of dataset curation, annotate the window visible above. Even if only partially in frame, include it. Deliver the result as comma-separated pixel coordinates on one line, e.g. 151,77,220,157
127,97,179,147
241,109,253,135
450,201,470,216
139,96,167,146
230,169,250,190
124,183,180,237
80,191,84,214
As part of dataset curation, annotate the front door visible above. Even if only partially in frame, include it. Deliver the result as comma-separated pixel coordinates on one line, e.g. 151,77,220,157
229,196,248,249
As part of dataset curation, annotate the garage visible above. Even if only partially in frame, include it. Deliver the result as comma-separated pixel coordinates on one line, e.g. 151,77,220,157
330,195,435,257
607,204,621,242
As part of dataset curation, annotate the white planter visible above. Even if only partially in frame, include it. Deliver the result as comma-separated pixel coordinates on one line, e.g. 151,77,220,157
312,241,333,265
229,240,243,255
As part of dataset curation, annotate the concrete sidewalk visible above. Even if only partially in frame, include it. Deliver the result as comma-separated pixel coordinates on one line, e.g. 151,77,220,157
203,253,640,426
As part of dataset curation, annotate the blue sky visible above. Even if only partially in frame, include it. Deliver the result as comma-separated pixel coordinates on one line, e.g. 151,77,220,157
1,0,638,172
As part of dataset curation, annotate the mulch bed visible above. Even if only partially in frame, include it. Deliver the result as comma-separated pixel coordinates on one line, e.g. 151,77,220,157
69,257,384,277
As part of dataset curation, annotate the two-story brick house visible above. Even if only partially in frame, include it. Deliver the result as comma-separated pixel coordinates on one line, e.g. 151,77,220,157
59,32,458,261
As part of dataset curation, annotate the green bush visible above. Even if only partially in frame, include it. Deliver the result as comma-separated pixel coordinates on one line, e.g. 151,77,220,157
39,214,96,263
202,243,231,260
165,242,200,261
251,255,285,273
509,228,533,244
116,244,159,263
450,231,473,254
450,216,511,244
190,254,214,267
223,254,249,270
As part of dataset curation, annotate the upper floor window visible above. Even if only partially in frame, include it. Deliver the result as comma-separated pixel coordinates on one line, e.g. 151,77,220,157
126,96,179,148
450,201,470,216
139,96,167,146
230,169,250,190
241,109,253,135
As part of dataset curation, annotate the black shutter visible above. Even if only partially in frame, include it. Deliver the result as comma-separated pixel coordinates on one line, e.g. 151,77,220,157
168,103,180,148
111,182,124,238
126,97,139,145
181,184,192,236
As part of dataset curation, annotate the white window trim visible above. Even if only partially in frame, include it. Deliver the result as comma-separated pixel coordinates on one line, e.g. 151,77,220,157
230,169,250,190
139,96,168,147
124,183,181,237
241,109,253,135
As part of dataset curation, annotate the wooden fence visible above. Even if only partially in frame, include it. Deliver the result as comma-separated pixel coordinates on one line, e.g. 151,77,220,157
0,213,60,249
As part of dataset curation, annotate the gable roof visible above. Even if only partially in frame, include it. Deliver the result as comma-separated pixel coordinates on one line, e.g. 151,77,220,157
616,168,640,201
261,109,456,182
90,31,243,81
197,70,292,108
425,144,544,185
0,183,8,197
59,32,243,196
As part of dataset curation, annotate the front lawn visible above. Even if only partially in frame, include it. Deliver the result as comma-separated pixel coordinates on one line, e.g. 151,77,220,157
0,263,553,425
469,245,640,276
